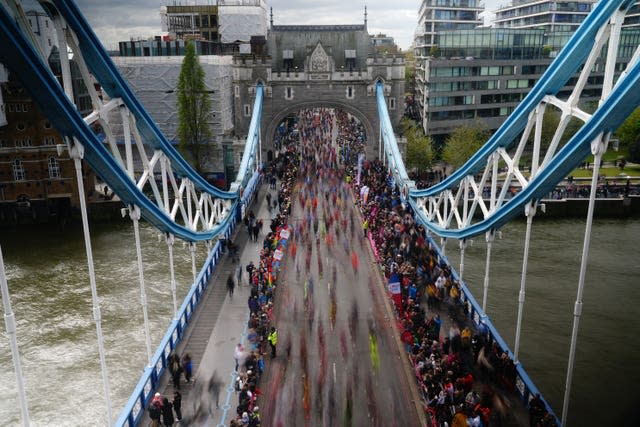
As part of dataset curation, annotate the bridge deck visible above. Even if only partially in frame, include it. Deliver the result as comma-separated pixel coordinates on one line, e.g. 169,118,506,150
141,189,271,425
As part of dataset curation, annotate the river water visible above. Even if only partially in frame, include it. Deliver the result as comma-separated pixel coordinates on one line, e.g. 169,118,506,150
445,218,640,427
0,221,207,426
0,218,638,426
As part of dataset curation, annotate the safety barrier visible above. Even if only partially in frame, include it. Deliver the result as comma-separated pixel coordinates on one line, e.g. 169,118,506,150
420,225,560,424
115,170,260,426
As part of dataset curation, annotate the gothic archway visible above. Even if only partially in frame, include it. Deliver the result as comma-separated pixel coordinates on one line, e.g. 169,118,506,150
263,101,375,158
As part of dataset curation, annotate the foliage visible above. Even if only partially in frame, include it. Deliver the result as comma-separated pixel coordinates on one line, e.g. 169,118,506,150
177,40,212,173
569,165,640,178
442,122,490,169
401,118,433,172
615,107,640,162
527,107,560,149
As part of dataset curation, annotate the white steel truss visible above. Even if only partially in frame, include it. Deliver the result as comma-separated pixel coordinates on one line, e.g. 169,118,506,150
51,8,233,239
413,4,640,239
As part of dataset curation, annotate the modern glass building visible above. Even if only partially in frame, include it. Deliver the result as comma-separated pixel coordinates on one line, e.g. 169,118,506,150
413,0,639,142
493,0,596,32
420,27,640,142
413,0,483,136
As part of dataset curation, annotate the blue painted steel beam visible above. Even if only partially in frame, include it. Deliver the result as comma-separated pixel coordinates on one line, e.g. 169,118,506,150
376,82,411,186
234,85,263,189
0,1,271,241
47,0,234,198
411,0,632,199
409,52,640,239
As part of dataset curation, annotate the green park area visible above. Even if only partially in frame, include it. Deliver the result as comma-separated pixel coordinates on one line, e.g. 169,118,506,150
569,147,640,179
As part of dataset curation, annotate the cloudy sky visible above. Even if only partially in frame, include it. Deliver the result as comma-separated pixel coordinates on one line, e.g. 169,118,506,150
73,0,507,51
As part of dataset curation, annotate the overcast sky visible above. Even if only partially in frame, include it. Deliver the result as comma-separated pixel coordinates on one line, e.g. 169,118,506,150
74,0,508,51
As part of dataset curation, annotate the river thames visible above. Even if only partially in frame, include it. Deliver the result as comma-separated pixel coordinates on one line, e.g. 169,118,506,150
0,217,638,426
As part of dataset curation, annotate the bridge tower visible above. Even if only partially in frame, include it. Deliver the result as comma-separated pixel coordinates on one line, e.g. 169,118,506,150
233,20,406,161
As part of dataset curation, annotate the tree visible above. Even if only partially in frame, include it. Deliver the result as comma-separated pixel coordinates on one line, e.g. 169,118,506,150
442,122,490,169
402,118,433,171
527,107,560,149
177,40,212,174
616,106,640,162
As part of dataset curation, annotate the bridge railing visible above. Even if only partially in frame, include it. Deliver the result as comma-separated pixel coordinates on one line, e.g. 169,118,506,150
231,84,264,193
414,219,559,423
375,81,415,198
115,169,261,427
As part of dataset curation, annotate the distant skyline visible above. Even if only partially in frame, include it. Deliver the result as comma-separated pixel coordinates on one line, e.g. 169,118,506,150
72,0,509,51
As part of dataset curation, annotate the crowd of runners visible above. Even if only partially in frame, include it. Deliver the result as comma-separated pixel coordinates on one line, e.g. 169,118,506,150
153,105,558,426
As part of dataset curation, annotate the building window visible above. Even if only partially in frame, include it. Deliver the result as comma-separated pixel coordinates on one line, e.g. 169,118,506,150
0,139,6,148
45,19,48,28
43,137,56,146
346,85,354,99
43,120,52,129
285,86,294,100
48,157,61,178
12,159,25,181
389,97,396,110
22,103,28,112
15,138,32,147
234,85,240,98
16,122,26,131
8,103,14,112
243,104,251,117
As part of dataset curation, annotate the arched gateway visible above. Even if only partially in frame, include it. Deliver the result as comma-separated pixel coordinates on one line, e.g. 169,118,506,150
232,19,405,160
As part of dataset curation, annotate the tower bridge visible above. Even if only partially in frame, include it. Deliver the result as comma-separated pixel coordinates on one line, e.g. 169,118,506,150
0,1,639,426
233,22,406,160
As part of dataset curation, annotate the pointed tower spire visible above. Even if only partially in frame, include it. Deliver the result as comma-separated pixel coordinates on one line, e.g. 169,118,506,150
364,5,368,28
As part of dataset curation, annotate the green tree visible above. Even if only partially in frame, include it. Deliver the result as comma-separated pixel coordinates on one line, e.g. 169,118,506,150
402,118,433,171
177,40,211,173
616,106,640,162
404,49,416,93
442,122,490,169
528,107,560,148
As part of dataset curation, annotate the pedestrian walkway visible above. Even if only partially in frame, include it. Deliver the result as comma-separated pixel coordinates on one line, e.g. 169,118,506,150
140,182,275,426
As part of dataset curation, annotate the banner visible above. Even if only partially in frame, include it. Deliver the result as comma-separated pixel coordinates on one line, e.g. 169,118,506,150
360,185,370,204
387,273,401,295
356,152,365,185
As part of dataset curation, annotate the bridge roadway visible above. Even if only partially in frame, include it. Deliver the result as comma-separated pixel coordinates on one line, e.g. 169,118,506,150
260,183,425,426
140,179,426,426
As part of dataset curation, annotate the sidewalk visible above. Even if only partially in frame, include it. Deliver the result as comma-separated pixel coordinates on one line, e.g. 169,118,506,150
140,182,275,426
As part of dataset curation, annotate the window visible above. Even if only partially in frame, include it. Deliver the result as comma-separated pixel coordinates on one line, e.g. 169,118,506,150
346,85,354,99
285,86,293,100
389,97,396,110
15,138,32,147
12,159,25,181
243,104,251,117
234,85,240,98
8,103,14,112
16,122,26,131
43,137,56,146
506,79,529,89
48,157,61,178
43,120,52,129
0,139,6,148
22,103,28,112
